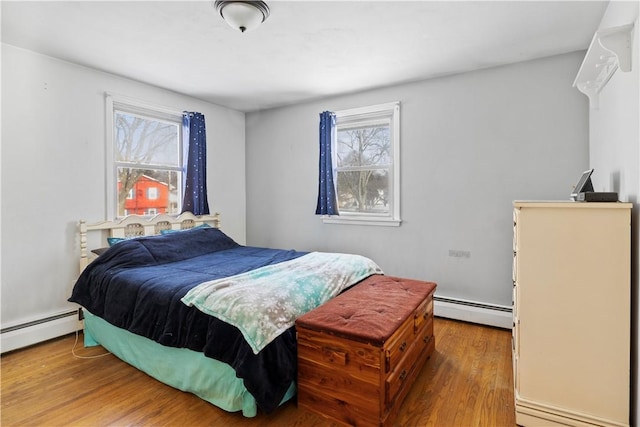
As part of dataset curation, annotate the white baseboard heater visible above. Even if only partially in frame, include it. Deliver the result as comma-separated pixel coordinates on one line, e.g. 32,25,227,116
433,296,513,329
1,296,513,353
1,310,82,353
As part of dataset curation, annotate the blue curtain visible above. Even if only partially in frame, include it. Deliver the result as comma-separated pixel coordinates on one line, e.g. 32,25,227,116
182,112,210,215
315,111,338,215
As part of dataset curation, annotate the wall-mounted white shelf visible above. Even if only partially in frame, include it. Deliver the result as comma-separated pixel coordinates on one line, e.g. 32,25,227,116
573,23,634,109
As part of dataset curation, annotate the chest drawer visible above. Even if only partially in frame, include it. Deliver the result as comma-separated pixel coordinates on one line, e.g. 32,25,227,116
387,315,434,404
384,317,415,374
414,297,433,332
385,333,421,406
417,314,434,348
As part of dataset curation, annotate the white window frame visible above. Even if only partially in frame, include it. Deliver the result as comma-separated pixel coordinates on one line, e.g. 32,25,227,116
323,101,401,227
105,94,184,220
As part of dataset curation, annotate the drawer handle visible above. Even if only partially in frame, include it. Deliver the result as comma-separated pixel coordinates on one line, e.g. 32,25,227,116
399,341,407,352
399,369,408,381
423,335,431,344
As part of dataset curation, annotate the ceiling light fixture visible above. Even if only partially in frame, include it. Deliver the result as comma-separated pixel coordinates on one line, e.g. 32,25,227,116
214,1,270,33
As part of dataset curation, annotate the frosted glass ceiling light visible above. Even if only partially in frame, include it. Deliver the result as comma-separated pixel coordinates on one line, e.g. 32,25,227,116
214,1,270,33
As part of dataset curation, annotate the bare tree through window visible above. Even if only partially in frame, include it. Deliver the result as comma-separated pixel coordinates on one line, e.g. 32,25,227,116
336,125,390,214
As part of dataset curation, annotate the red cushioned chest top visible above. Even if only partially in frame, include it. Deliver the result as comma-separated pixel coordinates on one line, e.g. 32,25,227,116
295,275,436,346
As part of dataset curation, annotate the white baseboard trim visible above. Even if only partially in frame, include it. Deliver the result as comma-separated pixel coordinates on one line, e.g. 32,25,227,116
1,311,82,353
434,297,513,329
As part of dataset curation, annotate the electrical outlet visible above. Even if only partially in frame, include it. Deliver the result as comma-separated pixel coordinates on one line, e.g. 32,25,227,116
448,249,471,258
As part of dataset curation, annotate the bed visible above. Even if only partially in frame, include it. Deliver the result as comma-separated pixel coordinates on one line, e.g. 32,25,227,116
69,212,382,417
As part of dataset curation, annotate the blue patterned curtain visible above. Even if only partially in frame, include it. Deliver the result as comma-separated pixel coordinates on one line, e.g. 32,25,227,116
182,112,210,215
315,111,338,215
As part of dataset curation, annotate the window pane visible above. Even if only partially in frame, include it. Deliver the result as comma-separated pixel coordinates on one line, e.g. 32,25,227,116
115,111,180,166
147,187,158,200
117,168,180,216
336,125,390,168
336,169,389,214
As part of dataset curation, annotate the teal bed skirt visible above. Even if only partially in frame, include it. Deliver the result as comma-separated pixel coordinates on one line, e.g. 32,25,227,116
82,310,296,417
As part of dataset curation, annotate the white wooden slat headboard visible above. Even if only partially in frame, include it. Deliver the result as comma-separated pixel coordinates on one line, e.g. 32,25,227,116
79,212,220,272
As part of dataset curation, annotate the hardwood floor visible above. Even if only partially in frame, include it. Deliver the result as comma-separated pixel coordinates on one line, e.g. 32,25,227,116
1,318,515,426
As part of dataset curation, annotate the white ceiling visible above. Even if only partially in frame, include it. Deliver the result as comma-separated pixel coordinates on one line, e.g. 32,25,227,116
1,1,608,112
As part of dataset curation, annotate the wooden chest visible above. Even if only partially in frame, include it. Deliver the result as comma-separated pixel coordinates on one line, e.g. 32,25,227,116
296,275,436,427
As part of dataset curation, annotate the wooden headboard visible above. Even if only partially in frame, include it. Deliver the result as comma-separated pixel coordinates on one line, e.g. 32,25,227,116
79,212,220,272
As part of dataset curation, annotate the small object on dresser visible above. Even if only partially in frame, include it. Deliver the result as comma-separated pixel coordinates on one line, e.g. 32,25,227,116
576,191,618,202
569,168,594,201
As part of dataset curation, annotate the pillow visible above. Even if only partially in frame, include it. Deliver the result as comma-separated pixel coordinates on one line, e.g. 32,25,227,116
159,223,211,235
107,237,127,247
91,247,110,256
107,235,148,246
107,223,212,246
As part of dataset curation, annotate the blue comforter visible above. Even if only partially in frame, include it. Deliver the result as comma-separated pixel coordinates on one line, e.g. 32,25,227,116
68,227,306,413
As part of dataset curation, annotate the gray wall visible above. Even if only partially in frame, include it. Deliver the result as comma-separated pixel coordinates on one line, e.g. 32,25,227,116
246,52,589,308
587,3,639,424
1,44,246,330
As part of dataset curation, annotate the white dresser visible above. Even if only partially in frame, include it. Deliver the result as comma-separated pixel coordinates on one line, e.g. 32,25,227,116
512,201,631,427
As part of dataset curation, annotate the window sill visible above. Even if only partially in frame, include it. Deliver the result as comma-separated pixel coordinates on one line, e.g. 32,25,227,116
321,216,402,227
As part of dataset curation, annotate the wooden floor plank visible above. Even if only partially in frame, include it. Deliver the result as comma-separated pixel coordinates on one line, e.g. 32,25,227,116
1,318,515,426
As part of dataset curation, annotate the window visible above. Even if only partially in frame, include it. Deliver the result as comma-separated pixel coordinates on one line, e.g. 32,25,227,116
147,187,159,200
106,95,183,218
325,102,401,226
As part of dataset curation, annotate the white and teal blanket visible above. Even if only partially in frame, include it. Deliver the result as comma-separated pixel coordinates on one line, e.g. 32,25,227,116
181,252,383,354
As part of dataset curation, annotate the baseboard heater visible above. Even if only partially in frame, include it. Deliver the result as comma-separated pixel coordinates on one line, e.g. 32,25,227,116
1,295,514,352
1,309,81,353
433,295,512,329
